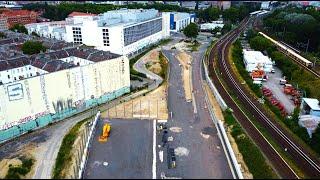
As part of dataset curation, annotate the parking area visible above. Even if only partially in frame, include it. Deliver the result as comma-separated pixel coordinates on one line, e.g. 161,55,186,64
263,66,295,114
83,118,154,179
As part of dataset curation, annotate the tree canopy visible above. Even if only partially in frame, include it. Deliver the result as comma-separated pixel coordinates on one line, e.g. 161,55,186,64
183,23,198,40
21,41,47,55
263,6,320,54
23,2,192,21
9,24,28,34
0,32,6,39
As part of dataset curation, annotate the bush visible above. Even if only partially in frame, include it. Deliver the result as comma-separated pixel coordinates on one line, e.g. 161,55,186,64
9,24,28,34
21,41,47,55
5,157,34,179
129,39,171,79
223,111,276,178
52,119,88,179
232,40,262,97
158,52,168,80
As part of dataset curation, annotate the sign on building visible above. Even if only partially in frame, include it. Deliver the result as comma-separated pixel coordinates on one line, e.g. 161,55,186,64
7,83,24,101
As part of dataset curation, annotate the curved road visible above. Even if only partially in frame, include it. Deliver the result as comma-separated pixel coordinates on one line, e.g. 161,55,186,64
209,17,320,178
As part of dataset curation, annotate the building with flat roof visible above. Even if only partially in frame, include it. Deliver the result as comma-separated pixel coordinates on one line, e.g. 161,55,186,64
200,20,224,31
65,9,170,56
242,49,273,73
25,21,66,40
0,31,130,143
163,12,195,32
1,9,37,28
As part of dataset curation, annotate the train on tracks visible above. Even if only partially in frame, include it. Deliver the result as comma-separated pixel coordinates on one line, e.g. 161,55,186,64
258,32,314,68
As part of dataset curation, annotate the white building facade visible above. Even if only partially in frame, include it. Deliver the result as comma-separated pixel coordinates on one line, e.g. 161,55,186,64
162,12,196,32
26,21,66,40
0,49,130,142
200,20,224,31
242,49,273,73
64,9,171,56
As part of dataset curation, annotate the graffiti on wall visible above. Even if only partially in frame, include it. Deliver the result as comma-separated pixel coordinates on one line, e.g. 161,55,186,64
40,75,50,112
0,110,50,131
7,83,24,101
24,80,34,114
52,98,74,113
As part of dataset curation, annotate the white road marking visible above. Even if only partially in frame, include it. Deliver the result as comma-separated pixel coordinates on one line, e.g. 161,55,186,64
152,120,156,179
159,150,164,163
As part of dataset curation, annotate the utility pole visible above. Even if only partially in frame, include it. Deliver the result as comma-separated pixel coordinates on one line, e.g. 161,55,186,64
306,39,310,53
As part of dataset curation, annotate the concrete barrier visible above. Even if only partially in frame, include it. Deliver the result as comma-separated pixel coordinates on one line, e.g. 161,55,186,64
201,51,243,179
202,57,228,110
78,111,100,179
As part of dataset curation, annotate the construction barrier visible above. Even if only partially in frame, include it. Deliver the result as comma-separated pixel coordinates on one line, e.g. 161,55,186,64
201,52,243,179
0,86,130,144
78,111,100,179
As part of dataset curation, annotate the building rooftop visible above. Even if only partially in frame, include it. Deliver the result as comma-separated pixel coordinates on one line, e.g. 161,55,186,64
68,11,97,17
303,98,320,111
1,9,36,17
243,49,272,65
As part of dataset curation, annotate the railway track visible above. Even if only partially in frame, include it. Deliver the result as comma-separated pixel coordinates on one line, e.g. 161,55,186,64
208,17,320,178
253,17,320,79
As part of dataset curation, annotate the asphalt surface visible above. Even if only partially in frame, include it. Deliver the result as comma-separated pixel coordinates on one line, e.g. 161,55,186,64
263,66,295,114
0,109,96,179
158,36,233,178
83,119,154,179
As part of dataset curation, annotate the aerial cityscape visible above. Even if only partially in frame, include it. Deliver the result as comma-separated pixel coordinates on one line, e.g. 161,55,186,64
0,0,320,179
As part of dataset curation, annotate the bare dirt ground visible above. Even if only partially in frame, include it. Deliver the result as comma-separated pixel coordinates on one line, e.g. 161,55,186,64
144,49,162,75
102,83,168,120
176,51,193,101
0,143,37,179
174,41,193,51
202,81,253,178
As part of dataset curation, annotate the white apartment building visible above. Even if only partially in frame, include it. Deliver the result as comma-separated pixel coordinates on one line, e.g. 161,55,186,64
64,9,170,56
242,49,273,73
26,21,66,40
200,20,224,31
26,9,195,57
162,12,196,32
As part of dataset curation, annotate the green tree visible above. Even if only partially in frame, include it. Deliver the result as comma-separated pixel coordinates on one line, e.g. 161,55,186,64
21,41,47,55
9,24,28,34
208,7,221,21
183,23,198,40
249,35,273,52
31,31,40,37
221,23,232,35
222,7,239,23
0,32,6,38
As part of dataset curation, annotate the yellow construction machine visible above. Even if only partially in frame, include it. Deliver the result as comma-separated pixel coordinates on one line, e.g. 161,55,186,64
98,123,111,142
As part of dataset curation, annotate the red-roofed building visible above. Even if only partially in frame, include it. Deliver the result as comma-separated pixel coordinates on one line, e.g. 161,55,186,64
1,9,37,28
68,11,97,17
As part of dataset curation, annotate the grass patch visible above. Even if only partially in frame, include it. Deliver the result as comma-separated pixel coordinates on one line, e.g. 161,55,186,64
5,157,34,179
223,109,277,179
129,38,172,78
158,51,168,80
52,118,90,179
187,40,200,52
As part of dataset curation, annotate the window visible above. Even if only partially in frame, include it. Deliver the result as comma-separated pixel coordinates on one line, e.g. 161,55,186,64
14,77,16,81
7,75,10,79
30,73,32,77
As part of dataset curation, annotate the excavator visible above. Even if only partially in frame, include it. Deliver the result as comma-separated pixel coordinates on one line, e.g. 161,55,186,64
98,123,111,142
